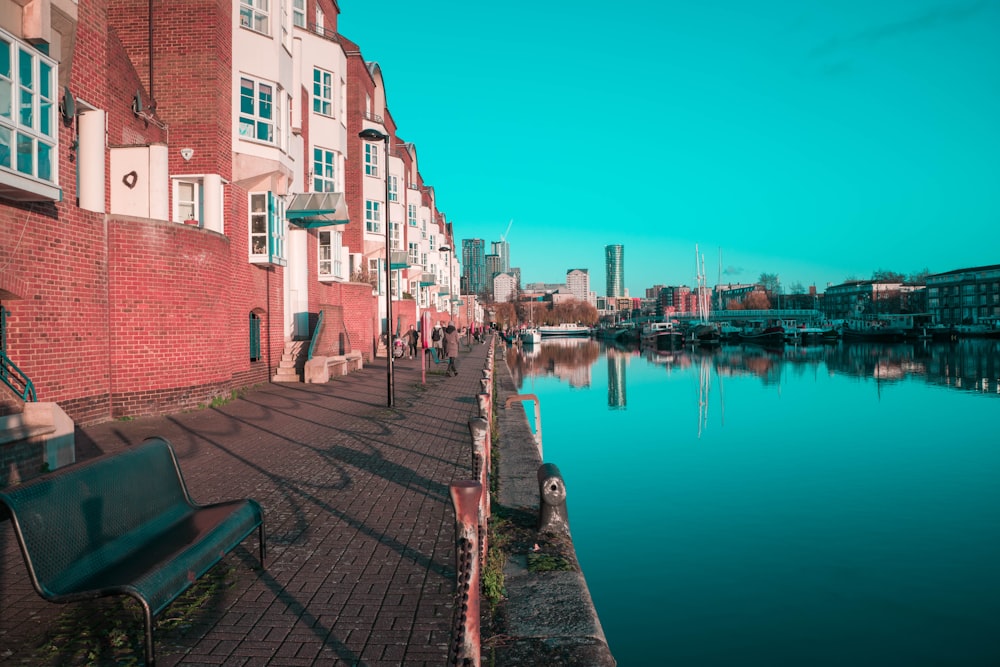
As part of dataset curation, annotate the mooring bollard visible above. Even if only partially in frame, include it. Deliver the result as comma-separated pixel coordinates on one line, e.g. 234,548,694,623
537,462,570,535
449,481,482,667
476,392,490,423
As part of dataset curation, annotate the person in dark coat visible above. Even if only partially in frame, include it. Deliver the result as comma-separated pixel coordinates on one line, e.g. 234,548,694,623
442,323,460,376
406,324,419,359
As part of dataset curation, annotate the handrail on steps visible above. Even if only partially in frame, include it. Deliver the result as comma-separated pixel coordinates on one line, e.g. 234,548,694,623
307,310,325,361
0,352,36,402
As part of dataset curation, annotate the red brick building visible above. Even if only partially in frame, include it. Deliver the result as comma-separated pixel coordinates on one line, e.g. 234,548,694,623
1,1,463,429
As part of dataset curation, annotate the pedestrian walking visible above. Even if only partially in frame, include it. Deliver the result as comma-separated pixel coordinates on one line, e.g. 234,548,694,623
443,323,460,376
406,324,419,359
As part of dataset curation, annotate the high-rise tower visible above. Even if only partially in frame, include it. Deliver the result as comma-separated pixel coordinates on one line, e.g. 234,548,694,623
605,244,624,297
462,239,487,296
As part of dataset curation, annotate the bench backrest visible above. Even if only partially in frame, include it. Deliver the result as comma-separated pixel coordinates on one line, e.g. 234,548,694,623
0,437,192,596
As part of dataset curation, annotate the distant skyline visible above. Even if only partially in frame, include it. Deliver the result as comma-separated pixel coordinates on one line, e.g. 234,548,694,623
340,0,1000,296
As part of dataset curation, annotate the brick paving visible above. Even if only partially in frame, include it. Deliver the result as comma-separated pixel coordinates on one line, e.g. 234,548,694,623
1,342,490,666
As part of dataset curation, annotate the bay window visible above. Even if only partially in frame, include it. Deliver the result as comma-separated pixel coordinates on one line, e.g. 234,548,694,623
318,229,344,279
249,192,286,265
239,76,275,144
0,29,58,200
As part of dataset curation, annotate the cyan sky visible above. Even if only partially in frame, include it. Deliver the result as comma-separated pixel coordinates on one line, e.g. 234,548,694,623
340,1,1000,296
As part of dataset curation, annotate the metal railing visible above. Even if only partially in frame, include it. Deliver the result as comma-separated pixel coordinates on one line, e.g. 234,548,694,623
307,310,325,361
1,305,36,401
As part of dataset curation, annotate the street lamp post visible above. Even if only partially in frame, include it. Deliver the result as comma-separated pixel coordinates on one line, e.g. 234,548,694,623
439,245,454,324
359,128,394,407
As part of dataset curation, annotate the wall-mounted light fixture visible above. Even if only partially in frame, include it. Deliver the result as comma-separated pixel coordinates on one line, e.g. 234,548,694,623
59,86,75,124
180,148,194,161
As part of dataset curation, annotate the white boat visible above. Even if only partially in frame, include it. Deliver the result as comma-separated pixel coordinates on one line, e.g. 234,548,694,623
538,323,591,337
520,328,541,345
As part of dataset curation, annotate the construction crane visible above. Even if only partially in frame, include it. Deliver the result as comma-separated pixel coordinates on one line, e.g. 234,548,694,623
500,218,513,242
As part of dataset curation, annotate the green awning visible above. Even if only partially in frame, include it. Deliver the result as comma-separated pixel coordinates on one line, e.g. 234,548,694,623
389,251,410,270
285,192,350,227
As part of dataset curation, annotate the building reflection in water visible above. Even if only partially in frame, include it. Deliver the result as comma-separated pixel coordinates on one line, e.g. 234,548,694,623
606,347,628,410
506,338,600,390
704,339,1000,397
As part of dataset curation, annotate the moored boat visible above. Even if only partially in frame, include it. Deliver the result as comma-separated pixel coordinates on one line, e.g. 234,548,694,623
738,323,786,345
640,321,685,350
840,317,907,342
538,323,592,337
520,328,541,345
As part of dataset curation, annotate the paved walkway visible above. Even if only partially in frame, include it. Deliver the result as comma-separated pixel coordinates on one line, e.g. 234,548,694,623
1,342,491,665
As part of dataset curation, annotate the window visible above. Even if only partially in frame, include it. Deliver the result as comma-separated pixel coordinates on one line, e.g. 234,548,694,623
249,312,261,361
313,147,337,192
408,242,419,265
421,219,427,240
175,179,201,222
364,142,379,177
420,252,427,270
312,68,333,116
408,204,417,227
391,220,401,250
315,5,325,34
388,175,398,202
365,199,381,233
429,234,435,251
240,0,270,34
369,258,383,293
292,0,306,27
0,30,58,194
249,192,286,265
318,229,344,279
240,77,275,144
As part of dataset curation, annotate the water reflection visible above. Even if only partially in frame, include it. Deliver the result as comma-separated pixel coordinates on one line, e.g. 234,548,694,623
607,348,627,410
506,338,601,389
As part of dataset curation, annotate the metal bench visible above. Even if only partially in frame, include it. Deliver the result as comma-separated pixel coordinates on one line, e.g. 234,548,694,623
0,436,265,666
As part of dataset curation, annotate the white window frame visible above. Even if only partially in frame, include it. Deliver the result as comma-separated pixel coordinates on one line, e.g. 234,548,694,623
174,178,202,223
292,0,306,28
312,67,333,117
407,204,417,227
364,142,379,177
318,228,344,280
421,219,427,240
249,191,286,265
0,29,58,198
313,147,337,192
388,174,397,202
369,258,383,294
408,242,419,266
239,76,276,144
390,220,401,250
429,234,435,251
315,5,325,34
240,0,270,34
365,199,381,233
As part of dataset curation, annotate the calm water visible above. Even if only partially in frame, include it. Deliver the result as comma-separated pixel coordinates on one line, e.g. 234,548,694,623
506,338,1000,666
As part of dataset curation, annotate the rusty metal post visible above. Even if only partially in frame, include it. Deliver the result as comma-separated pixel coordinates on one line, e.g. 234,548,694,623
537,463,570,535
468,417,490,572
449,481,481,666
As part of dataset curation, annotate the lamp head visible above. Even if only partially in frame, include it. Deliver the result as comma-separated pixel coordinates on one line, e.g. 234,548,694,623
439,245,451,253
358,128,389,142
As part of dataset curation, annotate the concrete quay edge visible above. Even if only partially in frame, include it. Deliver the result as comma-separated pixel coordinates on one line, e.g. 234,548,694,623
493,350,617,666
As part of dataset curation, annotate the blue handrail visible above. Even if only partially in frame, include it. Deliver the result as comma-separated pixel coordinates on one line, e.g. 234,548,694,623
0,352,36,401
308,310,325,361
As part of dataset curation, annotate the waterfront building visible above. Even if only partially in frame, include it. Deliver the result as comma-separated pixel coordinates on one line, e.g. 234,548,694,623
462,238,487,297
605,244,625,297
823,280,906,319
0,1,458,425
493,272,518,304
567,269,591,304
714,283,758,311
926,264,1000,325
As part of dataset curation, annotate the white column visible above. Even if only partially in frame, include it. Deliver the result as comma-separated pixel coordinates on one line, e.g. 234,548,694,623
77,109,106,213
